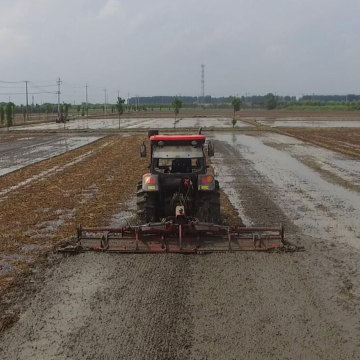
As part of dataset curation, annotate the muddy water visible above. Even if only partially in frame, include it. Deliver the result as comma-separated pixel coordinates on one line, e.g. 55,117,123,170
12,117,251,130
258,119,360,127
213,132,360,251
0,135,102,176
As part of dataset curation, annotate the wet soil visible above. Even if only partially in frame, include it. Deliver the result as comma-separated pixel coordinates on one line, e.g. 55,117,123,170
0,135,148,290
12,116,251,131
0,132,359,359
0,134,102,176
282,128,360,158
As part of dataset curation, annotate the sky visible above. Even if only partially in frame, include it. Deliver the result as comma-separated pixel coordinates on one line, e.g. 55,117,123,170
1,0,360,104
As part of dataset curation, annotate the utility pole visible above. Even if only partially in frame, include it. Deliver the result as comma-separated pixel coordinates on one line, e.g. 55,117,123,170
201,64,205,104
57,77,61,116
85,83,88,118
117,90,120,129
104,88,107,114
25,80,29,121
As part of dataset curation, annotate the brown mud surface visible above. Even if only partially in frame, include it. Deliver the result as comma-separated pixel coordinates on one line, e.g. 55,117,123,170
282,128,360,158
0,135,147,292
0,132,359,359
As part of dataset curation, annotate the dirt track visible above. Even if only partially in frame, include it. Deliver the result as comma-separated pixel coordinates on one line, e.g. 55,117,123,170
0,130,360,359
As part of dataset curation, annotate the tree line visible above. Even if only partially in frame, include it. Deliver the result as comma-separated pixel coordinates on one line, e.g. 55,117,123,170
3,92,360,127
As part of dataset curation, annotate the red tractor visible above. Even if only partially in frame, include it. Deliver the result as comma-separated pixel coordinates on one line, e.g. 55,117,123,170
60,130,286,253
137,130,221,223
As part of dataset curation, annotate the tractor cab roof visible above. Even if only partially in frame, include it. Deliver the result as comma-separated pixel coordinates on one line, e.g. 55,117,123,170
150,135,206,146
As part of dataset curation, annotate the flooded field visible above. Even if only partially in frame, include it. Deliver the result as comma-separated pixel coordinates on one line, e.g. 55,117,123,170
0,131,359,359
0,135,102,176
12,117,251,131
212,132,360,251
258,119,360,127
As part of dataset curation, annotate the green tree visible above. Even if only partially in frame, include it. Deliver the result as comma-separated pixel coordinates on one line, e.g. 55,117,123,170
265,93,277,110
81,107,85,117
172,98,182,121
5,102,15,127
58,104,70,128
0,106,5,124
116,97,125,129
59,104,65,128
231,97,241,128
63,103,71,121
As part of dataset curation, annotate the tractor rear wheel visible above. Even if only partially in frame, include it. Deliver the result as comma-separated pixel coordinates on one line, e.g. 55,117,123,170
196,185,221,223
136,181,157,222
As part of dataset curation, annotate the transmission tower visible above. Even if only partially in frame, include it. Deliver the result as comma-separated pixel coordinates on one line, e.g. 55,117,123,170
201,64,205,103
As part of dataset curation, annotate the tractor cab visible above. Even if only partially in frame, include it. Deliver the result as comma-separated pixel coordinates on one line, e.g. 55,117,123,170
141,134,214,176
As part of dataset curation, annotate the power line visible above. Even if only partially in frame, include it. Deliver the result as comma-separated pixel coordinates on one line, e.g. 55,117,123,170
30,84,57,89
31,79,57,83
0,80,24,84
0,85,25,89
0,91,57,95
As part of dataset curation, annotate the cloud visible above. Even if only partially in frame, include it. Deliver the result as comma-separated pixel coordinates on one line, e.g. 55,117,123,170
0,27,30,60
0,0,52,62
2,0,360,101
98,0,121,18
0,0,51,25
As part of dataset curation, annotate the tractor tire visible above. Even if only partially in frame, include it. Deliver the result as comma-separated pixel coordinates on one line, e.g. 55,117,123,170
136,180,142,192
136,182,157,223
196,184,221,224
